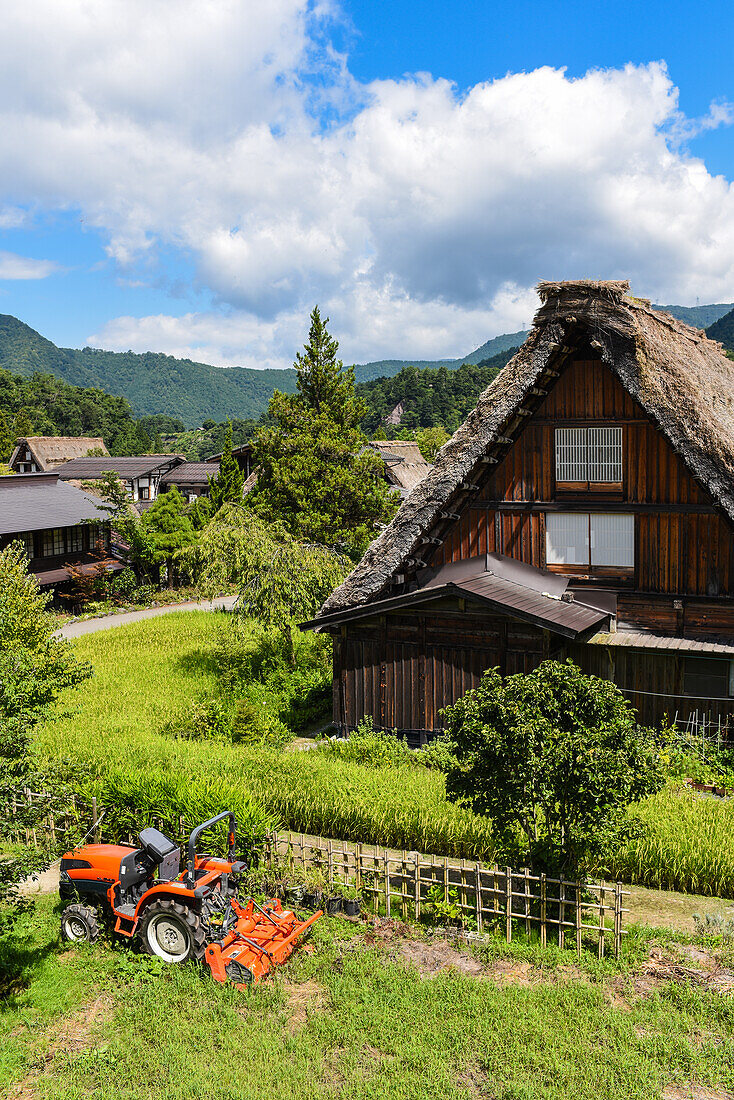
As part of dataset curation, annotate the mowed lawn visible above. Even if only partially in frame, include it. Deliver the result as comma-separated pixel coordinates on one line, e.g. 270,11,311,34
3,897,734,1100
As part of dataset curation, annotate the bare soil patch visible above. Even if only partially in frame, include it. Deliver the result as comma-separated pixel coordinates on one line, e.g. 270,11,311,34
612,945,734,1005
280,977,328,1033
662,1086,734,1099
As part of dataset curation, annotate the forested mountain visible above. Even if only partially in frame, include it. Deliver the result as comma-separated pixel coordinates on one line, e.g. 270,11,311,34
705,307,734,352
351,330,528,382
1,303,730,431
0,315,297,428
358,349,516,433
656,303,733,329
0,365,158,459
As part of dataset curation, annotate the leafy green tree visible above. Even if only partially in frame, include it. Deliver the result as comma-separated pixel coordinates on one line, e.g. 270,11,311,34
0,410,15,462
141,487,198,585
208,421,244,512
0,543,91,930
442,660,667,875
187,495,212,531
248,309,398,556
87,471,156,579
182,505,349,662
415,425,449,462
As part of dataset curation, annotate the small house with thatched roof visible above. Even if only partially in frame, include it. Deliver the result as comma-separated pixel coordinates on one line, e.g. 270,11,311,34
9,436,108,474
304,280,734,743
366,440,433,499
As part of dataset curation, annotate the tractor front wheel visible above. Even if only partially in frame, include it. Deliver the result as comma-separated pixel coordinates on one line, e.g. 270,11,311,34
138,900,205,964
61,903,100,944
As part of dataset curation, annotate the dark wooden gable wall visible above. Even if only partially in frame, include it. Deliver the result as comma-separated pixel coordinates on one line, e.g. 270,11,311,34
425,358,734,608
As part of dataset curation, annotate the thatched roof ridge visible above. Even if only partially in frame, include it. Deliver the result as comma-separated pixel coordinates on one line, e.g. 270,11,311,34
320,279,734,616
10,435,107,470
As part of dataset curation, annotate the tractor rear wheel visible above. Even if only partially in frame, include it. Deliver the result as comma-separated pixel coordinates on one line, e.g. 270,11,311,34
138,900,205,964
61,903,100,944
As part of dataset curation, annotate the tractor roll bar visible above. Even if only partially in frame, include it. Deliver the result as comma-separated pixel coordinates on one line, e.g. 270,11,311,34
187,811,236,887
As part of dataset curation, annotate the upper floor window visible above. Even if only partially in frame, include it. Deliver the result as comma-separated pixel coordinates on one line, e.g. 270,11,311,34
555,427,622,488
546,512,634,572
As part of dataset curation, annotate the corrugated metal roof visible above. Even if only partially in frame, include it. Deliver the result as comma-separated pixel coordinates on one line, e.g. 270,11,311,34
589,631,734,657
56,455,183,479
303,554,609,638
161,462,217,485
0,473,109,535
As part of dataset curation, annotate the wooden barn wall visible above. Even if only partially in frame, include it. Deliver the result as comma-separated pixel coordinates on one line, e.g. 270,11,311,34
569,643,734,730
333,610,548,741
430,358,734,601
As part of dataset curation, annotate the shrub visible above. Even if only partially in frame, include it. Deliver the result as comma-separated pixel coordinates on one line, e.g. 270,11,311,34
111,567,137,603
444,660,667,875
315,718,414,768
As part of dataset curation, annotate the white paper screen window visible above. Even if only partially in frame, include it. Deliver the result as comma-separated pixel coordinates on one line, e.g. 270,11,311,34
555,426,622,483
590,513,634,567
545,513,588,565
555,428,587,482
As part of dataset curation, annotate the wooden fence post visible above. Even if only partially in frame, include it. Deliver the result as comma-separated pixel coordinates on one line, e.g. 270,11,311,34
384,851,390,917
401,851,408,920
505,867,512,944
558,874,565,950
475,862,482,933
523,867,531,936
614,882,623,959
575,881,582,957
598,883,606,960
414,852,421,920
540,873,547,948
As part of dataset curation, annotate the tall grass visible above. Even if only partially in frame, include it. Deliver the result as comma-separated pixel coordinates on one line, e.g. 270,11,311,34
609,785,734,897
37,611,734,894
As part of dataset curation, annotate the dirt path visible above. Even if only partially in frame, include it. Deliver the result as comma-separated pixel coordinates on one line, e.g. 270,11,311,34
54,594,237,639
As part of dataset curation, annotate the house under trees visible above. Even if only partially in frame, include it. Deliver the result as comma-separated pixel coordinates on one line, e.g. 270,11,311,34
305,280,734,743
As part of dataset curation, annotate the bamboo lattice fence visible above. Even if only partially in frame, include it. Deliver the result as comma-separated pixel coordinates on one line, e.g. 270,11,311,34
266,830,628,958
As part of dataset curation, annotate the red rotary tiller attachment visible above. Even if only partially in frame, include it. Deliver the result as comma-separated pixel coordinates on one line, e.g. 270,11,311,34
204,897,322,988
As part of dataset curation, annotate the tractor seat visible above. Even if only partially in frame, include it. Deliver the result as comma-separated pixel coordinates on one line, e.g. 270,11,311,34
139,827,180,882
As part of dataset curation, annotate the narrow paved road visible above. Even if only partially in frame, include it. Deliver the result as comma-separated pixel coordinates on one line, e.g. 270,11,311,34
55,594,238,639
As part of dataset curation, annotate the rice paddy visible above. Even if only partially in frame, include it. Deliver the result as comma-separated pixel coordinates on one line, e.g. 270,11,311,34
37,611,734,896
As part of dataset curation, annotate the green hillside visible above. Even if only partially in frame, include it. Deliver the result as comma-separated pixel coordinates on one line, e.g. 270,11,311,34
705,306,734,351
654,303,733,329
350,329,528,381
0,315,297,428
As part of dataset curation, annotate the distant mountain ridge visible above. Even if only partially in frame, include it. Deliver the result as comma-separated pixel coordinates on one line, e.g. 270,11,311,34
1,303,731,428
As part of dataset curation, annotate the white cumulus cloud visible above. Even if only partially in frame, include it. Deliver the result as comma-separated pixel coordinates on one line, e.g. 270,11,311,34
1,3,733,365
0,250,59,279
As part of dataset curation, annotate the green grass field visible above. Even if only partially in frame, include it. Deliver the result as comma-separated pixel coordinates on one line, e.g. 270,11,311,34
3,897,734,1100
36,611,734,895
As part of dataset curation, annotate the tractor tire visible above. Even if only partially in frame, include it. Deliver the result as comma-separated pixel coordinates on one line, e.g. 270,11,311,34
138,900,206,964
60,903,100,944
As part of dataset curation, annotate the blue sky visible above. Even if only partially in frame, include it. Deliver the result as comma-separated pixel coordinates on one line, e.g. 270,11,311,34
0,1,733,367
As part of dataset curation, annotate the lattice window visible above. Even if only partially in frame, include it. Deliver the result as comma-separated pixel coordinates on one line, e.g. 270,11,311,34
67,526,83,553
546,513,588,565
555,426,622,485
42,528,66,556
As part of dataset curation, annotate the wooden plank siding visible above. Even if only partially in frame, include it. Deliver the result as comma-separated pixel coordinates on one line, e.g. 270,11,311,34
332,357,734,738
333,610,547,744
431,358,734,603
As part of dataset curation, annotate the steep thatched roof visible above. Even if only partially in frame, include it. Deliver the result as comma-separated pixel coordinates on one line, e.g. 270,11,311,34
9,436,107,471
366,440,433,494
321,279,734,615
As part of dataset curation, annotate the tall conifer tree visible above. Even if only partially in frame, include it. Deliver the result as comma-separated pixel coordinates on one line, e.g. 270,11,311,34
208,421,244,512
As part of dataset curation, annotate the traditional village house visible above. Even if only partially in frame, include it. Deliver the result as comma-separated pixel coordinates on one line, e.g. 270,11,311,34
206,442,256,479
9,435,108,473
54,454,185,508
305,280,734,743
159,461,219,502
365,440,433,499
0,472,124,589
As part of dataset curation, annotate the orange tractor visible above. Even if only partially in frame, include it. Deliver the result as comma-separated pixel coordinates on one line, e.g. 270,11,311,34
59,811,321,986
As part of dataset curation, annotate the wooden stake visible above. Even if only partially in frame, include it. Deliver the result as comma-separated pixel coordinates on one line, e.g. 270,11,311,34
540,873,547,948
475,862,483,932
505,867,512,943
558,875,565,950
